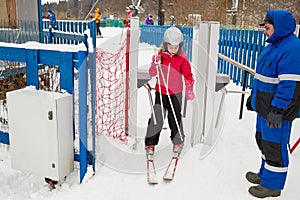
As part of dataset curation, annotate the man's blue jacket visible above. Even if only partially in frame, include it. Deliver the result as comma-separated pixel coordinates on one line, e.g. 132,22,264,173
252,10,300,121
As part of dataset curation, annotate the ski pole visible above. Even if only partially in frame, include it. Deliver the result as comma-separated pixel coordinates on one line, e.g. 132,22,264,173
158,63,184,142
154,48,165,122
182,96,187,118
144,83,157,125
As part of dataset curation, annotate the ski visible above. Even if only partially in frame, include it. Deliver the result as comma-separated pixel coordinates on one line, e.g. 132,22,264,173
147,159,158,184
163,153,179,181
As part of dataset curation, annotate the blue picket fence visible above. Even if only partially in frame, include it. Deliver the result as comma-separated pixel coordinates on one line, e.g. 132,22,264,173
218,28,266,88
0,19,40,43
42,19,96,45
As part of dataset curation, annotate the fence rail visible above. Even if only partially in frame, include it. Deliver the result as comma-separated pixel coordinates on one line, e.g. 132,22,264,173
0,19,95,45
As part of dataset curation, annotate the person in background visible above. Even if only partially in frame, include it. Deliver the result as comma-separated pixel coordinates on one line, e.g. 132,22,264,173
92,8,103,38
158,9,165,25
169,15,176,26
47,9,57,30
246,10,300,198
145,27,195,159
144,14,154,25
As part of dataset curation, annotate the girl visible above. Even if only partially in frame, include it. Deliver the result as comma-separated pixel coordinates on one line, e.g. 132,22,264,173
145,27,195,158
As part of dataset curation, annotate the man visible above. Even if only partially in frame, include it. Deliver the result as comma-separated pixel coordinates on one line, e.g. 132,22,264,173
47,9,57,30
246,10,300,198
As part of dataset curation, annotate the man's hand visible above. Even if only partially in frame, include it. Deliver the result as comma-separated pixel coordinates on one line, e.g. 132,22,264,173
246,95,253,111
267,107,283,128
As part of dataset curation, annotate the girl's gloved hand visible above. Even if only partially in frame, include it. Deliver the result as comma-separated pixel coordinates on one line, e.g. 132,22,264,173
186,88,195,100
152,55,161,64
149,63,157,77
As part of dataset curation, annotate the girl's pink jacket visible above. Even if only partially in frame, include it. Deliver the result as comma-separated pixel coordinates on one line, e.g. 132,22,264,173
149,51,194,95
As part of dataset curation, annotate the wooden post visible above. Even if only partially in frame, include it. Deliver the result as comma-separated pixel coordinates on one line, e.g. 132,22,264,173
6,0,17,28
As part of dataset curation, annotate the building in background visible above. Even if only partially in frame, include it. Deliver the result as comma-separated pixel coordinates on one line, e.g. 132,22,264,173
0,0,42,43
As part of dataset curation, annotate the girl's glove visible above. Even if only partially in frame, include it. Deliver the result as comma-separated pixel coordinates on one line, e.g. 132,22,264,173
149,63,157,77
186,87,195,100
149,55,161,77
152,54,161,64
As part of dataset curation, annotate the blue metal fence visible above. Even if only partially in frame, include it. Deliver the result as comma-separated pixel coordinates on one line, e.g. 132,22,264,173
0,19,96,183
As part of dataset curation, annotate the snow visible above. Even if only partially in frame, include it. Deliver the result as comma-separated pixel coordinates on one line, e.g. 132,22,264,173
0,41,86,52
1,27,300,200
41,0,59,5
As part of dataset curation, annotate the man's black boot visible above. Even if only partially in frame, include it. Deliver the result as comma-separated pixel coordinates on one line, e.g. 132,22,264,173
245,171,261,184
248,185,281,198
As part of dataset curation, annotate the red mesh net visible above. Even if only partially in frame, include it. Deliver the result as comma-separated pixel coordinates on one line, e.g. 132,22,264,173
95,40,128,142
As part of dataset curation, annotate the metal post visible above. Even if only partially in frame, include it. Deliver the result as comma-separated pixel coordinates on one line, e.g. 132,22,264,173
25,49,39,89
125,28,130,137
128,17,139,148
78,50,88,183
239,71,248,119
158,0,163,25
48,27,53,44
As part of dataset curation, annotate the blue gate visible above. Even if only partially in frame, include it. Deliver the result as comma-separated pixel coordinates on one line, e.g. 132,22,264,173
0,19,97,183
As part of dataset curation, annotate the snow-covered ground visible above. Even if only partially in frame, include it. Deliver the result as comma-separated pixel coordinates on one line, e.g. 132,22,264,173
0,27,299,200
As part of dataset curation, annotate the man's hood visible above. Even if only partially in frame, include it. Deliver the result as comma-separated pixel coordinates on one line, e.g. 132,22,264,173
266,10,296,43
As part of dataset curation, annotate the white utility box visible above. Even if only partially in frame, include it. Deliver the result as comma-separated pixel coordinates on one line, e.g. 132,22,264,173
7,87,74,181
